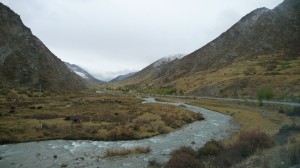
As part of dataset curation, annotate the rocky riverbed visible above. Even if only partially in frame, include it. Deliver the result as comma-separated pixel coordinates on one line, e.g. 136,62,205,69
0,98,239,168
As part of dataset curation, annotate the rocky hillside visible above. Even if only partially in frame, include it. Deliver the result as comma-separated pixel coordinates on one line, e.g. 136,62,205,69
120,0,300,98
64,62,105,84
0,3,86,92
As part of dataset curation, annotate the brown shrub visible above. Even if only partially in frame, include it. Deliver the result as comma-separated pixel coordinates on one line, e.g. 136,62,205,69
214,129,274,168
198,140,224,157
166,153,204,168
238,129,274,150
171,146,197,157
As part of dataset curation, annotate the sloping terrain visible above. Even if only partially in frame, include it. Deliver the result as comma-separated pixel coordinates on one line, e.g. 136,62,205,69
110,72,136,83
0,3,86,92
120,0,300,98
64,62,105,84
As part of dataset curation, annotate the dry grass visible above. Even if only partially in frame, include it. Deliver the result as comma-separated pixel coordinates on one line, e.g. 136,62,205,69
105,146,151,157
110,54,300,99
0,89,203,143
156,97,294,144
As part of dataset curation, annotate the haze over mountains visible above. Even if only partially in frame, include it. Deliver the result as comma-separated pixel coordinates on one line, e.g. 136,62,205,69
0,2,86,91
118,0,300,98
64,62,105,84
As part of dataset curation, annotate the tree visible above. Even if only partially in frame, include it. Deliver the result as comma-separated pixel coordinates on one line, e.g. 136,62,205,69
256,88,274,106
179,89,184,95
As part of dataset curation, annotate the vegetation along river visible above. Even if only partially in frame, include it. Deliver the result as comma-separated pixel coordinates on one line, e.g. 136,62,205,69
0,98,239,168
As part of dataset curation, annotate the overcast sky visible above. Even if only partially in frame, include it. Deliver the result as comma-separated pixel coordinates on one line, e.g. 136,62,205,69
1,0,283,81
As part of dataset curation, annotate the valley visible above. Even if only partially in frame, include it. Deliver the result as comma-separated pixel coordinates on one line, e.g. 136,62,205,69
0,0,300,167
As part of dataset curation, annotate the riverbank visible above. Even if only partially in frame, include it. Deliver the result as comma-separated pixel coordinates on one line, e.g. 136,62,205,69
156,97,297,144
0,98,238,168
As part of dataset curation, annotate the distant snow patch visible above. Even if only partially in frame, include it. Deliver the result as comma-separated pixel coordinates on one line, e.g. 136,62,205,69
75,71,89,79
153,54,185,67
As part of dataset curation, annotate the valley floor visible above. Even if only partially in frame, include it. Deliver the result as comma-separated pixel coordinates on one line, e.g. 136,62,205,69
0,88,203,143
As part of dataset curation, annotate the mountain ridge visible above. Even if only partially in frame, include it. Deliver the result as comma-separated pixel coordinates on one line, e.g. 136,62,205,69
0,3,86,91
118,0,300,98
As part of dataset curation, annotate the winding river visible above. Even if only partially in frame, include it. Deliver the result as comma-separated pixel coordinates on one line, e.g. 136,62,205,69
0,98,239,168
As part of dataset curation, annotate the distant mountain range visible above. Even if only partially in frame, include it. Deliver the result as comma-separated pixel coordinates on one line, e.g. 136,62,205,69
64,62,105,84
110,72,136,83
0,3,86,91
120,0,300,98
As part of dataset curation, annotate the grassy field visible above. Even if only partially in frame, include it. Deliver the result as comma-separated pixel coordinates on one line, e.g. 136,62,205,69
155,97,297,143
0,88,203,144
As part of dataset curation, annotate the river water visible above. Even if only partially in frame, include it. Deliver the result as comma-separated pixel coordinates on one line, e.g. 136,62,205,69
0,98,239,168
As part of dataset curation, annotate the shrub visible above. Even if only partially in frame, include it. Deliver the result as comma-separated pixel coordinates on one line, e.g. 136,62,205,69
166,146,204,168
238,129,274,150
198,140,224,157
214,129,273,168
171,146,197,157
166,153,204,168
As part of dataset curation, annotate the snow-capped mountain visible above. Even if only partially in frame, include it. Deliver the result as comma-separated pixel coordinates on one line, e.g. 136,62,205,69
153,54,185,67
64,62,105,84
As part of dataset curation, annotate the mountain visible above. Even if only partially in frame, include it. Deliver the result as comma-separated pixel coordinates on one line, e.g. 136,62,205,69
0,3,86,91
120,0,300,98
110,72,136,83
64,62,105,84
122,54,185,87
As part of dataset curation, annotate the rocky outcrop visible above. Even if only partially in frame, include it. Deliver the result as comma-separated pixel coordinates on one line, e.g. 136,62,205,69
0,3,86,91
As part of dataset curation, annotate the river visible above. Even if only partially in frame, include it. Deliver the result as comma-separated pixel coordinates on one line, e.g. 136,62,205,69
0,98,239,168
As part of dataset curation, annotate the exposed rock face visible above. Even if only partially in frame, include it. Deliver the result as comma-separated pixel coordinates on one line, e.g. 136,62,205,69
0,3,86,91
64,62,105,84
121,0,300,97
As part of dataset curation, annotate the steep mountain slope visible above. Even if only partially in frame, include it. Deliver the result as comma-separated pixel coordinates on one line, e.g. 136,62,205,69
0,3,86,91
124,54,185,87
121,0,300,98
64,62,105,84
110,72,136,83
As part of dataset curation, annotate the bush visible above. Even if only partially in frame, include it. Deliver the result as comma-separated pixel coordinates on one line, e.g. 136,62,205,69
167,130,273,168
166,153,204,168
171,146,197,157
166,146,204,168
238,129,274,150
198,140,224,157
214,129,273,168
